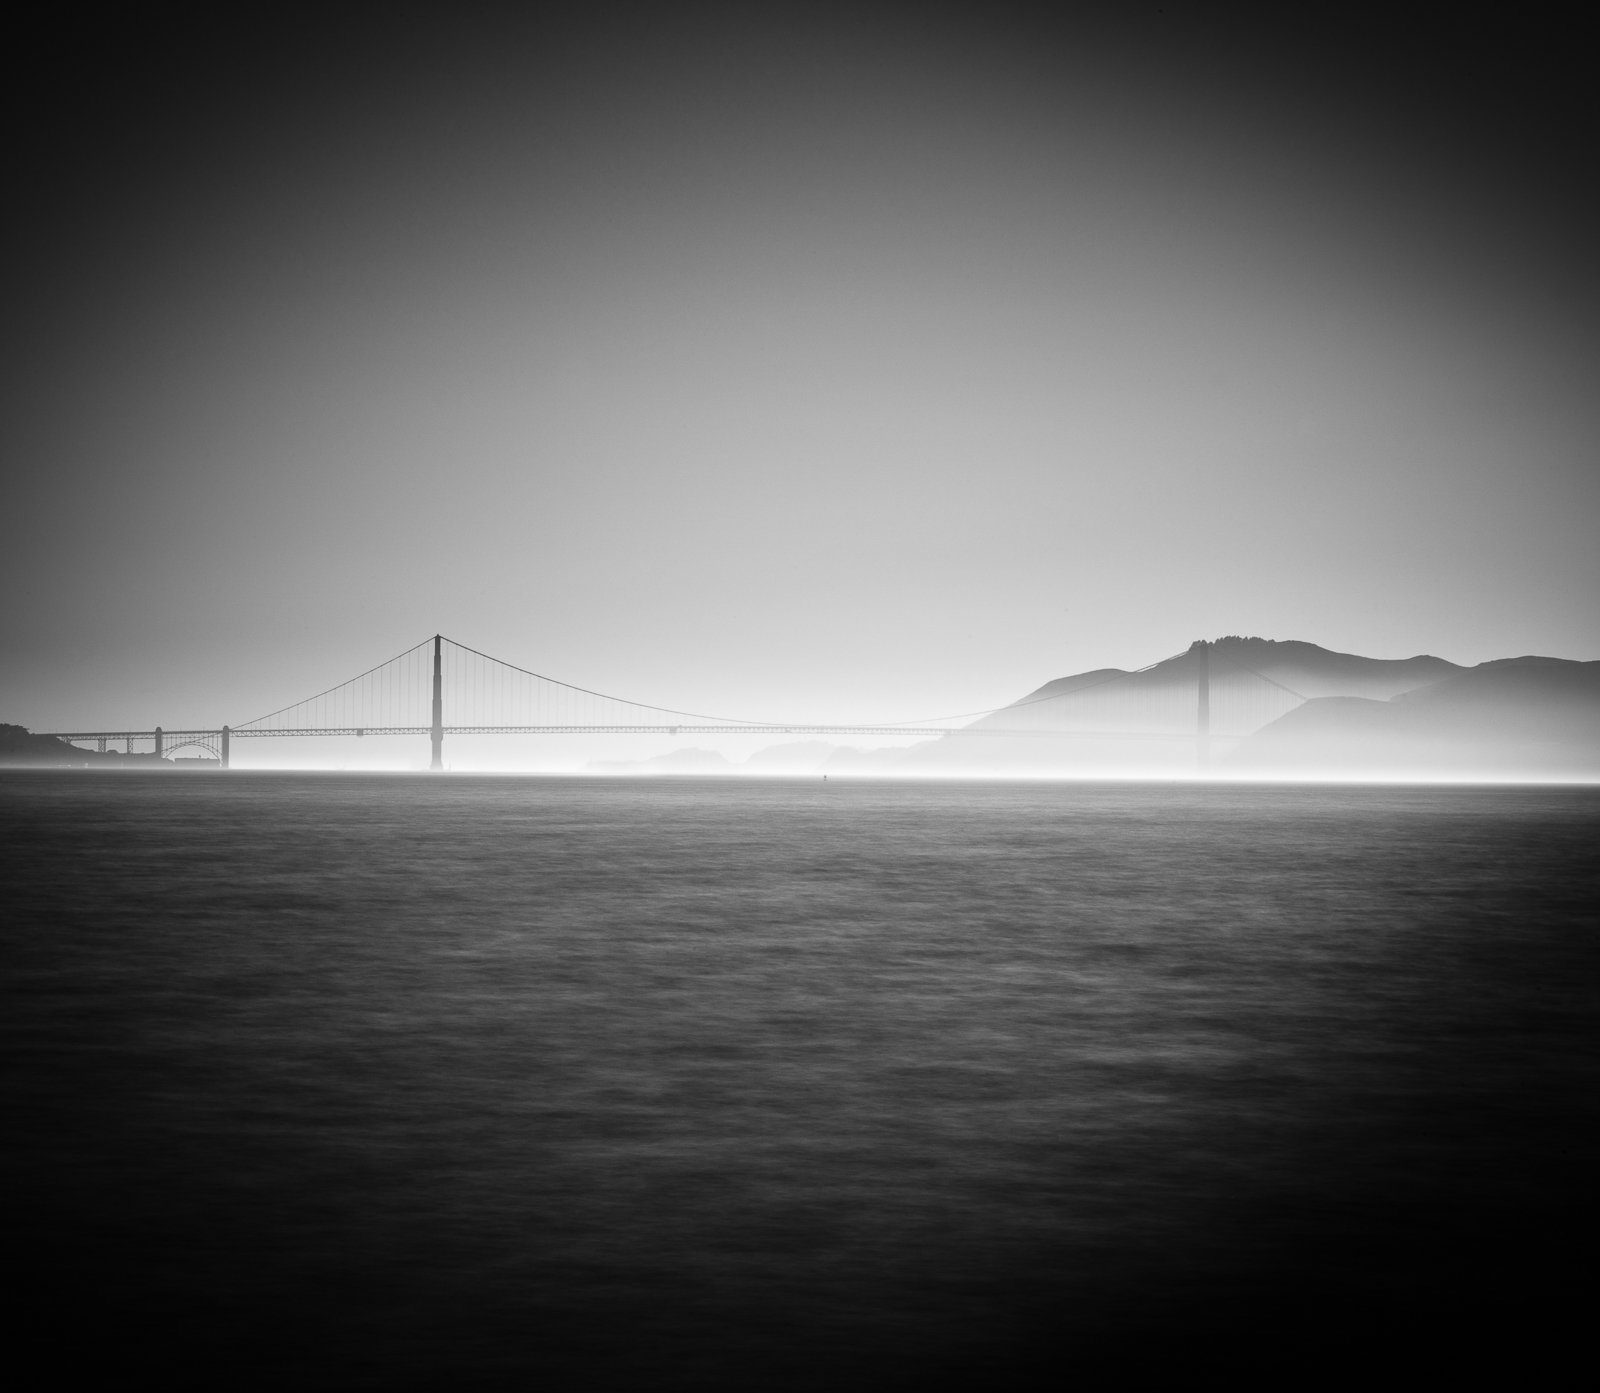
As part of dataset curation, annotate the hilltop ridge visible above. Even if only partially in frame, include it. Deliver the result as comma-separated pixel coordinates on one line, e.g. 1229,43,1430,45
841,639,1595,778
1005,638,1461,712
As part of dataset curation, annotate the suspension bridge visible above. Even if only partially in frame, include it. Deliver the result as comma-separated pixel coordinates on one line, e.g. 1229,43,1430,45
40,635,1307,769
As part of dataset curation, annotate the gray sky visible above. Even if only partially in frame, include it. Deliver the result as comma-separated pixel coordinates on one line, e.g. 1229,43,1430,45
7,4,1597,735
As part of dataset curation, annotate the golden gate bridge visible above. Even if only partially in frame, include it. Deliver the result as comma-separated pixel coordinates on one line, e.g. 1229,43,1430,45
41,635,1307,769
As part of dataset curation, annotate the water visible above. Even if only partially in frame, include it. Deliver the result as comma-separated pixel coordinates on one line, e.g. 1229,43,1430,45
5,772,1596,1387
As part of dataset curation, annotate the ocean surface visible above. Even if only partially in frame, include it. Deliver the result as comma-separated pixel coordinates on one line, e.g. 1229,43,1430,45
4,772,1597,1388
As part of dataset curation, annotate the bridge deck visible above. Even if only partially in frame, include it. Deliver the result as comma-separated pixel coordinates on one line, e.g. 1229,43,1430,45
43,725,1234,742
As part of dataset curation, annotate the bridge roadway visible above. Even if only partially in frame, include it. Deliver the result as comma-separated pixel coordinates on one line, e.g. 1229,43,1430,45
44,724,1225,741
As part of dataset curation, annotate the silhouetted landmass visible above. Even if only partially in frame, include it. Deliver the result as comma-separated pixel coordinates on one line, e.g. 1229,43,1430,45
832,640,1595,779
1202,636,1462,699
1232,657,1600,777
995,638,1462,716
875,638,1464,775
0,723,168,766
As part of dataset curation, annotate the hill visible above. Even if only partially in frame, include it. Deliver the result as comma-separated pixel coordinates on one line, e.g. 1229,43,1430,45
1231,657,1600,778
991,638,1460,718
871,638,1471,776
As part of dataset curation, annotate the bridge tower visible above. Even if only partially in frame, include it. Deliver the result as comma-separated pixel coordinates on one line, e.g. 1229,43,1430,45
430,635,444,770
1196,641,1211,770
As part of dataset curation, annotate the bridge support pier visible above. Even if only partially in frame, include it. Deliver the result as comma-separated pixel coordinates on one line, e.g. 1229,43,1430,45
430,634,444,770
221,726,230,769
1196,642,1210,771
155,727,164,760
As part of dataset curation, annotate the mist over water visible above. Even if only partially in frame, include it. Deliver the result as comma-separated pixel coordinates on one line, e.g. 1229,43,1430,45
7,772,1595,1387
